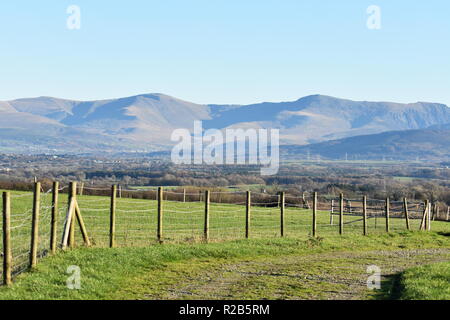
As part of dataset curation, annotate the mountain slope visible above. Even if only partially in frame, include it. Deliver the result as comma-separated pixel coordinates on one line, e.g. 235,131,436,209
1,93,449,153
7,94,211,142
208,95,450,144
282,129,450,160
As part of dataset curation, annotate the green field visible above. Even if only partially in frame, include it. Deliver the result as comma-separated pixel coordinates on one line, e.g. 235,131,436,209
0,188,449,300
399,261,450,299
0,189,429,253
0,233,449,300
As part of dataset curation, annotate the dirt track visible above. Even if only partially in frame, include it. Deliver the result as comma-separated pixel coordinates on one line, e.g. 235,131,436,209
140,248,450,300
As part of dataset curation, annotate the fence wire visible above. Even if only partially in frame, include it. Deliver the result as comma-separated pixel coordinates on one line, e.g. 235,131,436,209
1,187,448,284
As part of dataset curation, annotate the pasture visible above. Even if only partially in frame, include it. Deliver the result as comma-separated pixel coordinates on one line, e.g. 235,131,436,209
0,186,449,300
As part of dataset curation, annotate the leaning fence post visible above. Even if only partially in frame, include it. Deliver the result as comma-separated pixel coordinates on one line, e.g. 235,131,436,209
420,200,429,230
3,192,12,286
280,192,285,237
68,182,77,248
312,192,317,237
30,182,41,268
339,193,344,235
157,187,163,243
50,181,59,254
204,190,210,242
61,198,76,250
74,202,90,247
246,191,251,239
403,198,410,230
110,185,117,248
363,196,368,236
385,197,390,233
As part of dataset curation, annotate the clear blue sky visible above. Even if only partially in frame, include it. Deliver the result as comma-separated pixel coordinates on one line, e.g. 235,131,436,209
1,0,449,106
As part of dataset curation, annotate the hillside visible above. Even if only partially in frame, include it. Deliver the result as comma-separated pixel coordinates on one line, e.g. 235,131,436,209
283,128,450,160
1,93,450,153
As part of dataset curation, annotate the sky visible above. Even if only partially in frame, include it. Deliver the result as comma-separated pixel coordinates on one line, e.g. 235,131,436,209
0,0,449,106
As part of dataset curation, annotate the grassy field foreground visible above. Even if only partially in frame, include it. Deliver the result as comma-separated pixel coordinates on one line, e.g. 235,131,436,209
0,230,449,300
399,261,450,300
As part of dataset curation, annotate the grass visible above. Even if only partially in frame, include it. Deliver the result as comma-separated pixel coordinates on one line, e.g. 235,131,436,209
399,261,450,300
0,188,449,300
0,189,431,248
0,231,449,300
0,188,432,270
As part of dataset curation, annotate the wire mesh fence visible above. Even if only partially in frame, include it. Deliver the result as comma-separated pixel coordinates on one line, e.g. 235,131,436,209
1,183,449,286
0,186,57,283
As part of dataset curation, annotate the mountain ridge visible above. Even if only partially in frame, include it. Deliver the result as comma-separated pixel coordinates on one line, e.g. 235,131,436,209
1,93,449,154
282,127,450,160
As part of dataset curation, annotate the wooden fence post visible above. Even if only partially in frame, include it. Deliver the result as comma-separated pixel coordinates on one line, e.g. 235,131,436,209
61,199,76,250
3,192,12,286
68,182,77,248
433,204,438,221
50,181,59,254
420,200,429,231
447,207,450,221
110,185,117,248
403,198,410,231
246,191,251,239
204,190,210,242
30,182,41,268
428,202,432,231
280,192,285,237
385,197,390,233
303,192,310,209
363,196,368,236
74,202,91,247
424,201,429,231
339,193,344,235
330,200,334,225
79,182,84,196
312,192,317,237
157,187,163,243
183,189,186,203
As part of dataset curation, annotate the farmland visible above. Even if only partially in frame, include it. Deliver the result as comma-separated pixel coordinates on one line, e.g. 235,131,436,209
0,233,449,300
0,187,449,300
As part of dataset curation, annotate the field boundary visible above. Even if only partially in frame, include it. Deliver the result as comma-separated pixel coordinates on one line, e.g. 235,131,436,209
1,181,449,287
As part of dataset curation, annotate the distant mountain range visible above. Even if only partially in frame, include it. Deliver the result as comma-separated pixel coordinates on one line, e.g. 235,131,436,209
282,128,450,161
1,93,450,158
